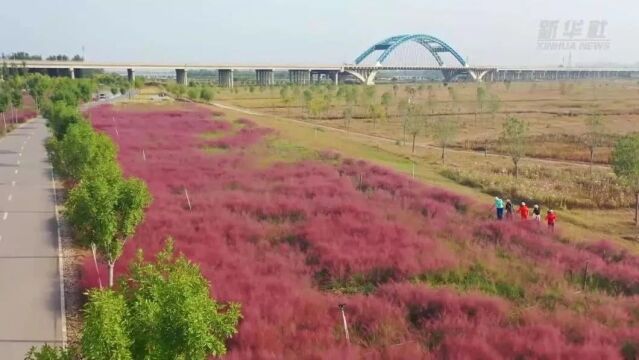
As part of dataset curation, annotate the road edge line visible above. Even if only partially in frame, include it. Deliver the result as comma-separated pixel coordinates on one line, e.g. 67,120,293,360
50,163,68,348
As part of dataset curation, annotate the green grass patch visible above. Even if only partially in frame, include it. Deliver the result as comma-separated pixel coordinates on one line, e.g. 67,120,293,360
568,269,639,296
201,146,228,155
414,263,525,301
264,138,318,163
314,267,397,295
200,131,229,141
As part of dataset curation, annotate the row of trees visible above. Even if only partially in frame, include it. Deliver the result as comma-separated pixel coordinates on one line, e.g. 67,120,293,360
43,78,150,288
164,83,215,102
1,52,83,61
26,75,241,359
0,76,26,132
27,238,242,360
499,115,639,227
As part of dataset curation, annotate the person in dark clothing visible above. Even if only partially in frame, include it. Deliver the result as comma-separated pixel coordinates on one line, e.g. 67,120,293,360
532,204,541,222
505,199,513,220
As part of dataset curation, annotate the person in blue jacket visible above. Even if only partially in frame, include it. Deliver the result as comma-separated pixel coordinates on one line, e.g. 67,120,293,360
494,196,505,220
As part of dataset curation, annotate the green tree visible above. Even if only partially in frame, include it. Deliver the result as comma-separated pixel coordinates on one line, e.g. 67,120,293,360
361,86,375,110
302,89,313,115
482,94,502,156
380,91,392,119
345,85,358,105
447,86,458,103
0,91,8,133
187,87,200,100
111,87,120,96
611,134,639,226
25,344,79,360
475,86,488,122
173,84,186,98
404,86,416,98
501,117,528,178
49,81,80,107
582,113,606,173
82,289,132,360
53,121,119,182
200,86,214,101
368,103,384,129
487,93,501,119
46,102,85,140
77,80,96,102
432,118,458,163
8,79,23,123
125,239,242,359
406,109,423,154
292,86,302,110
280,86,292,114
426,85,436,114
343,106,353,133
65,175,151,286
397,98,411,143
504,80,512,92
26,73,51,111
308,96,326,118
133,77,144,90
322,92,334,118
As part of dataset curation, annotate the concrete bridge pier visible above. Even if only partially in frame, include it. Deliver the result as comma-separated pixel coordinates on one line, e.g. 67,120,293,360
329,71,339,85
48,68,73,78
289,70,310,85
218,69,234,88
127,68,135,83
73,68,86,79
309,71,319,83
256,69,274,86
175,68,188,85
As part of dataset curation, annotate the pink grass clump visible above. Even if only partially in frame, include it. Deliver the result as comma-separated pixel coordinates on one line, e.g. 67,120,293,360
81,103,639,359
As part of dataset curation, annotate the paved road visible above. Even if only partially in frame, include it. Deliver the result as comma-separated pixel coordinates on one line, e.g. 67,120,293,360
0,118,65,358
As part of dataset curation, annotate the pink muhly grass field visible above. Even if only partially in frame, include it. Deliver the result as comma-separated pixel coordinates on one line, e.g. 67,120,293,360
83,103,639,359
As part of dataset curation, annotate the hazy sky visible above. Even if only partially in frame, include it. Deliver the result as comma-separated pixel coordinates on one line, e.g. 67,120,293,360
1,0,637,66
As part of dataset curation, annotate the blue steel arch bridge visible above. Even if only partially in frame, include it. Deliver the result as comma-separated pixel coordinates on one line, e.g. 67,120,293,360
344,33,488,84
5,33,638,87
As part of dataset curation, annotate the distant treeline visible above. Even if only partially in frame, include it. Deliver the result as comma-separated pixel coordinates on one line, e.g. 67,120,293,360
1,52,84,61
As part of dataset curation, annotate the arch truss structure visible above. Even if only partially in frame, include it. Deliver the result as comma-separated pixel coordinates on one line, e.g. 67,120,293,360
346,34,489,84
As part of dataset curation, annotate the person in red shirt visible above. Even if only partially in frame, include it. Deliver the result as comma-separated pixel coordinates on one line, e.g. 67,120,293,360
546,209,557,231
518,202,529,220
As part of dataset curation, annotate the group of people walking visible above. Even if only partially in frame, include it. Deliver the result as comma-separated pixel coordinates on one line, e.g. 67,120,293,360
494,196,557,230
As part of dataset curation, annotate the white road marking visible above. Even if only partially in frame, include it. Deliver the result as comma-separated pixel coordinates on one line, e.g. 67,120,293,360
51,169,68,346
7,194,12,201
3,212,8,220
16,160,20,165
18,152,22,157
14,169,18,175
11,180,15,187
